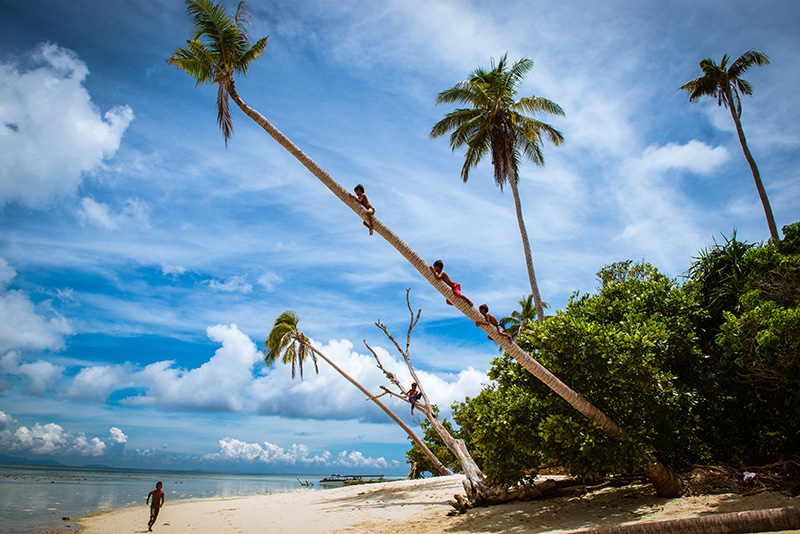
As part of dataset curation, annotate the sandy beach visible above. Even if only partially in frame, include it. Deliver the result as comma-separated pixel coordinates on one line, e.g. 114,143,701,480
78,474,800,534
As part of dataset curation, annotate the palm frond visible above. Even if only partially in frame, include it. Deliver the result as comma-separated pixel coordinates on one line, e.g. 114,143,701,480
433,54,562,187
729,50,769,79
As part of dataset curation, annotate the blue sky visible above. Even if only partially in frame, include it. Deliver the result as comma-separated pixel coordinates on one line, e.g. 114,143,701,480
0,0,798,474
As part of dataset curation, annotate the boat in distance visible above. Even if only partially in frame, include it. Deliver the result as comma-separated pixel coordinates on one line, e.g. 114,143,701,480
318,474,388,486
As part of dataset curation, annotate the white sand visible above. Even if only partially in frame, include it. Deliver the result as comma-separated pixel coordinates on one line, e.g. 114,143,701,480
79,474,800,534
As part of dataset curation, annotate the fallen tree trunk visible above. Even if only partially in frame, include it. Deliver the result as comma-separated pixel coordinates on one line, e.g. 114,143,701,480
570,506,800,534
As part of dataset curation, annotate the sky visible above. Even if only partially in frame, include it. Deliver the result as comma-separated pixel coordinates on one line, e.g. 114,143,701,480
0,0,798,475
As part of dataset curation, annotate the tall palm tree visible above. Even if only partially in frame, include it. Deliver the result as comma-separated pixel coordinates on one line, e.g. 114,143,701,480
264,310,450,476
169,1,681,496
680,50,779,242
431,54,563,323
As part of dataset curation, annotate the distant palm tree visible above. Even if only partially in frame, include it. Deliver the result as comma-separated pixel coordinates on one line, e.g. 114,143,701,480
680,50,778,242
501,294,546,339
431,54,564,323
264,310,450,476
169,2,681,496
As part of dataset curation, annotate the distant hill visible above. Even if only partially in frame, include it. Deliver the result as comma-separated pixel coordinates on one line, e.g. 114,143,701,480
0,453,66,467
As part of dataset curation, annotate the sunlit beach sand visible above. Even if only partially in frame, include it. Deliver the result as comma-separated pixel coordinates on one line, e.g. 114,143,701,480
79,474,800,534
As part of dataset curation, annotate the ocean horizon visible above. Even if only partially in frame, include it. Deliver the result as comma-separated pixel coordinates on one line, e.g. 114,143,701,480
0,463,327,534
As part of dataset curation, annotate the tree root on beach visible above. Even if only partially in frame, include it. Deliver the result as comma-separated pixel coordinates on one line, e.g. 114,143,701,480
568,506,800,534
447,476,641,515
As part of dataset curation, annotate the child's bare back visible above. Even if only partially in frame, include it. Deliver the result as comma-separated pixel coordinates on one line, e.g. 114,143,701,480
349,184,375,235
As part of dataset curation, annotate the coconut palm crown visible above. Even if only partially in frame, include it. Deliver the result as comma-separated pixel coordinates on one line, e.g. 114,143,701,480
680,50,778,242
264,309,318,379
167,0,268,145
501,294,546,339
431,54,564,187
431,54,564,322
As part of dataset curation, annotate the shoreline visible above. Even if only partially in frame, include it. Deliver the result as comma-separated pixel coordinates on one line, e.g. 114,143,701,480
78,474,800,534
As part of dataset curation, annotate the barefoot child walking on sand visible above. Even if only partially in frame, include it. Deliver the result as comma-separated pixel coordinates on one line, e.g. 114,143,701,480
146,481,165,531
430,260,473,307
349,184,375,235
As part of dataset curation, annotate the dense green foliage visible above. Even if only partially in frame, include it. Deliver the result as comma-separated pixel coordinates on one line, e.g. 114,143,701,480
407,223,800,485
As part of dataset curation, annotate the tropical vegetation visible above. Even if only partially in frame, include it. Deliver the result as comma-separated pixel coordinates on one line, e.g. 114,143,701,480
409,223,800,487
168,0,794,502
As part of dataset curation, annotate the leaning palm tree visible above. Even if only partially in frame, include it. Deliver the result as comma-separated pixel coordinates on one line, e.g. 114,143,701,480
168,0,681,497
264,310,450,476
431,54,563,323
680,50,779,242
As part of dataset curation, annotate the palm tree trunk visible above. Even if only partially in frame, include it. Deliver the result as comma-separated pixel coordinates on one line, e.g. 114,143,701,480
304,343,450,476
508,176,546,321
572,506,800,534
725,88,780,242
228,84,682,497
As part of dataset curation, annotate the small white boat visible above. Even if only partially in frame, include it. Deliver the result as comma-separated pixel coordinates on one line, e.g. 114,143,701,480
319,474,385,487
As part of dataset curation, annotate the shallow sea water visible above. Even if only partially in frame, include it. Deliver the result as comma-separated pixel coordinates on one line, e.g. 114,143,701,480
0,465,321,534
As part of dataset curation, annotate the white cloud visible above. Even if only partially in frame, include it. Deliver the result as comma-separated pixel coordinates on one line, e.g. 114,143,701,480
0,352,65,396
109,427,128,444
79,197,151,230
79,197,118,229
0,42,133,207
257,271,282,292
638,140,729,176
125,324,262,411
203,437,398,469
332,449,398,470
207,275,253,294
0,285,72,354
0,416,123,458
204,437,332,466
161,264,187,276
0,410,14,428
54,324,484,425
68,364,131,402
0,258,15,289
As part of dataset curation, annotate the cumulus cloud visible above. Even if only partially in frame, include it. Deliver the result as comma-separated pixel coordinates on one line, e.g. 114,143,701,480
125,324,262,411
0,352,65,396
203,437,397,470
0,258,72,355
0,410,14,428
332,450,398,470
0,42,133,207
0,291,72,354
109,427,128,444
68,364,131,402
0,415,124,458
204,437,332,466
637,140,729,176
